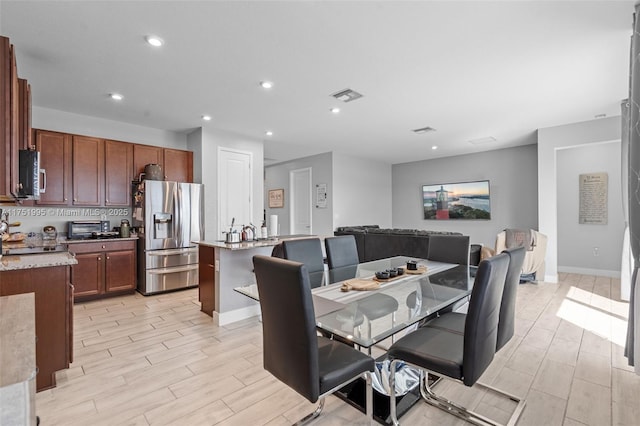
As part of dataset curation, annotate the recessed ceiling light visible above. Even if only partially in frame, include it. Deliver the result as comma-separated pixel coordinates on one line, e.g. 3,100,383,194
145,35,164,47
202,115,211,121
109,93,123,101
432,145,438,150
265,131,273,136
260,81,273,89
330,107,340,114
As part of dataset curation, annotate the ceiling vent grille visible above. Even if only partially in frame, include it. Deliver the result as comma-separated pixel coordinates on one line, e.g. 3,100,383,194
468,136,496,145
412,126,436,134
331,88,363,103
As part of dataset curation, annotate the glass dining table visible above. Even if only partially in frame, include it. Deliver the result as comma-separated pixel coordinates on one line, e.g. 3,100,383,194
234,256,473,425
234,255,472,348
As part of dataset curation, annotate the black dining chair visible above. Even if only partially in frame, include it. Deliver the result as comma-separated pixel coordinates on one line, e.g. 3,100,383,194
427,234,470,265
425,247,526,352
324,236,399,347
252,255,375,425
281,238,325,288
387,252,525,426
325,235,360,269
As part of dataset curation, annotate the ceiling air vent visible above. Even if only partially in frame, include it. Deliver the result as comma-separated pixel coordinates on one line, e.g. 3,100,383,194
468,136,496,145
331,88,363,103
412,126,436,134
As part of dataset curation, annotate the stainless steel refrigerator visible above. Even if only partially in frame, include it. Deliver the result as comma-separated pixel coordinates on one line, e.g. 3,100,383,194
132,180,204,295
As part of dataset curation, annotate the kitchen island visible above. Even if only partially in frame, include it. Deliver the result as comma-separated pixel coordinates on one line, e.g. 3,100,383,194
198,236,315,326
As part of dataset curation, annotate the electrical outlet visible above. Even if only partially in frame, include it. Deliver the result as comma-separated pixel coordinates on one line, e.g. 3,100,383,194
593,247,599,257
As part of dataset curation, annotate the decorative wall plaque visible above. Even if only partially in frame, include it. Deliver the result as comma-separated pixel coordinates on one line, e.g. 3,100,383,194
579,172,608,225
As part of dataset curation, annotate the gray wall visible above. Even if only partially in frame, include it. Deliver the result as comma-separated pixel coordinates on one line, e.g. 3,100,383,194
197,127,264,241
33,106,187,149
264,152,334,238
332,152,392,229
557,141,624,275
391,144,538,248
538,116,621,281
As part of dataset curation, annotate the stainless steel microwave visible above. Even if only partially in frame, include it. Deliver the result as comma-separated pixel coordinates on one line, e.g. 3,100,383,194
67,220,110,240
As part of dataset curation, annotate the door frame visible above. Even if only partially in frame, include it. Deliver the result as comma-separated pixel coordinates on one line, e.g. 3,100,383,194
289,167,312,235
217,147,253,239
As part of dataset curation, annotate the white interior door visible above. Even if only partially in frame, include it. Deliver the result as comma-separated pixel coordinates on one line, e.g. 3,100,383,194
218,148,252,238
290,167,312,235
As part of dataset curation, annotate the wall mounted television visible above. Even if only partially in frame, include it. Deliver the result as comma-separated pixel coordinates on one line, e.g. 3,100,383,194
422,180,491,220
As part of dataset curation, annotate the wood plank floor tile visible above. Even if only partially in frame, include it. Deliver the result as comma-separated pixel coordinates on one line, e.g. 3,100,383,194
32,273,635,426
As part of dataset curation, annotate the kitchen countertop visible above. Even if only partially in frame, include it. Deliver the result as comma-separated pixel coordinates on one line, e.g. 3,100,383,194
0,252,78,271
0,293,37,426
199,234,316,251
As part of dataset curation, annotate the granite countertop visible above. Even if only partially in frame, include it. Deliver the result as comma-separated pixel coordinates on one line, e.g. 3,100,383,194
199,234,317,251
0,252,78,271
0,293,36,426
0,293,36,387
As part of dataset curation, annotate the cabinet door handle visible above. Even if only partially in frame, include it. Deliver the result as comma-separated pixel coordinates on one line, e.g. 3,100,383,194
40,168,47,193
106,256,110,260
97,257,101,261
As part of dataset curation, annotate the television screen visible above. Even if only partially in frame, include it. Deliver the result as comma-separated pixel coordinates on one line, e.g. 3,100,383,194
422,180,491,220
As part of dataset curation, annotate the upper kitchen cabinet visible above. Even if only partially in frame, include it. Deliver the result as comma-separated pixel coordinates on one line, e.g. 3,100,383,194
133,144,163,180
164,148,193,183
104,140,133,206
36,130,72,205
0,36,20,201
18,78,31,150
72,135,104,206
133,144,193,183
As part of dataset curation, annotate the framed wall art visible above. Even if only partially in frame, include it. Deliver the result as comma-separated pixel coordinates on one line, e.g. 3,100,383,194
422,180,491,220
268,188,285,208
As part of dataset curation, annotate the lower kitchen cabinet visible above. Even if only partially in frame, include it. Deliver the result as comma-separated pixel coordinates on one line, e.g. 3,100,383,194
0,265,73,392
69,239,137,301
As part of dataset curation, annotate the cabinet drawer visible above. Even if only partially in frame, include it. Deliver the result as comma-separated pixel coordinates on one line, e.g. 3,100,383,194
68,239,136,254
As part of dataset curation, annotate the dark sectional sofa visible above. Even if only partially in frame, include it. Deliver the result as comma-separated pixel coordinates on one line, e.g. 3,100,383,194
334,225,480,264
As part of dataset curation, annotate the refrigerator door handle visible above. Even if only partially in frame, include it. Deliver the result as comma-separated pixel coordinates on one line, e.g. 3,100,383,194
148,264,199,275
147,247,198,256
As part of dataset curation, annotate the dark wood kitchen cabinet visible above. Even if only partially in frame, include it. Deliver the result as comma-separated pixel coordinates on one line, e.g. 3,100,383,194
72,135,104,206
134,144,194,183
133,144,163,179
0,265,73,392
18,78,31,150
104,139,133,206
198,244,216,316
35,129,72,205
69,239,137,301
164,148,193,183
1,36,20,201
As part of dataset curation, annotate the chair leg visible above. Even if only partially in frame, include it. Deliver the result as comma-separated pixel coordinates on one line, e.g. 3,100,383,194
293,397,325,426
389,359,400,426
365,371,374,425
419,372,526,426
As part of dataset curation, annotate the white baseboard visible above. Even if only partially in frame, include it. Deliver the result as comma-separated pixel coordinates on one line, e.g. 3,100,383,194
557,266,621,278
213,305,261,326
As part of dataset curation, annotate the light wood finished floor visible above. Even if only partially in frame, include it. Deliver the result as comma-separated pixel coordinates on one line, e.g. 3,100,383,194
35,273,639,425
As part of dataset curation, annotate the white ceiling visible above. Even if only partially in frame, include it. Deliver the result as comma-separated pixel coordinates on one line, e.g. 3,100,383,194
0,1,633,165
